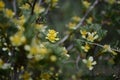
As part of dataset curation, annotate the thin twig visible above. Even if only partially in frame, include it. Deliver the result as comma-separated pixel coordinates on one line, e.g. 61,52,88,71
57,0,99,45
67,44,74,51
78,39,120,53
44,4,51,15
74,0,99,30
12,0,17,16
57,34,69,45
31,0,37,15
38,0,42,6
76,55,80,70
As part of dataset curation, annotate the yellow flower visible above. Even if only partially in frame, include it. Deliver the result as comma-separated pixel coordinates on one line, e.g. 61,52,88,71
103,45,117,55
81,43,90,52
50,55,57,62
87,32,98,42
5,9,14,18
34,3,45,14
107,0,115,4
35,24,44,30
10,32,26,46
63,47,68,54
67,22,76,29
13,15,26,28
16,15,26,26
82,1,91,8
46,29,59,43
80,30,87,38
21,71,32,80
51,0,58,7
20,3,30,10
0,1,5,11
62,47,70,58
86,17,93,24
52,0,58,3
40,73,51,80
29,46,40,55
82,56,96,70
72,16,81,22
25,44,48,59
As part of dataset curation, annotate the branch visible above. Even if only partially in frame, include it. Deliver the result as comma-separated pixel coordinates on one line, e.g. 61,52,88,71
38,0,42,6
74,0,99,30
78,39,120,53
76,55,80,70
44,4,51,15
31,0,37,15
12,0,17,16
57,0,99,45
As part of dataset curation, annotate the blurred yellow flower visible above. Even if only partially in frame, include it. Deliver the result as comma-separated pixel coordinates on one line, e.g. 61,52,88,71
62,47,70,58
40,73,51,80
34,3,45,14
72,16,81,22
13,15,26,27
21,71,32,80
107,0,115,4
10,32,26,46
20,3,30,10
30,46,40,55
0,1,5,11
46,29,59,43
25,43,48,60
67,22,77,29
82,56,96,70
51,0,58,7
52,0,58,3
50,55,57,62
82,1,91,8
81,43,90,52
87,32,98,42
103,45,117,55
35,24,44,30
18,15,26,26
86,17,93,24
5,9,14,18
80,30,87,38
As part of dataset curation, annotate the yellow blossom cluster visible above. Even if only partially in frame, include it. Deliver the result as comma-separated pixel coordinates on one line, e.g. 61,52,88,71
103,44,117,55
80,30,99,52
107,0,115,4
81,43,90,52
82,56,96,70
80,30,98,42
45,0,59,7
4,8,15,18
46,29,59,43
82,1,91,8
16,15,26,26
35,24,46,30
20,71,32,80
86,17,93,24
20,3,30,10
0,0,5,11
67,16,81,29
34,3,45,14
24,38,48,61
40,73,51,80
10,31,26,46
